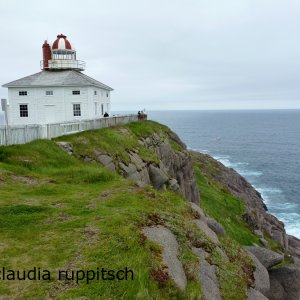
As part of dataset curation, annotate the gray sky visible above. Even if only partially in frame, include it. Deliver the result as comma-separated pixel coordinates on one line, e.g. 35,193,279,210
1,0,300,110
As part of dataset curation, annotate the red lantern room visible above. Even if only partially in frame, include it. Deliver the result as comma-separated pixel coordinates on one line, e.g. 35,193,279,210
41,34,85,71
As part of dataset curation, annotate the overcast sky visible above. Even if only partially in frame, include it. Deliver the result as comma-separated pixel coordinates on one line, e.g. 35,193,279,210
1,0,300,110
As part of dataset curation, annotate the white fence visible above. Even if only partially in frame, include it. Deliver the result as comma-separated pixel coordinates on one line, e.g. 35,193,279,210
0,115,139,146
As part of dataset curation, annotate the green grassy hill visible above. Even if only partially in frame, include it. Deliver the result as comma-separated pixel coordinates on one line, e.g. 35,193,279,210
0,121,259,299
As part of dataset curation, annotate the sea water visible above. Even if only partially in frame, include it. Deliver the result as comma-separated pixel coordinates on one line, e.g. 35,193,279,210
150,110,300,238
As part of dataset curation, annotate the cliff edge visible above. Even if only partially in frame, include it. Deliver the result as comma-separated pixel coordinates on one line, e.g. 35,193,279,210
0,120,299,299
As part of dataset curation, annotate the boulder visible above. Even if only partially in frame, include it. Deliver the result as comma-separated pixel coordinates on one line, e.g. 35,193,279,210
192,247,221,300
168,178,180,192
206,217,226,236
195,219,220,245
142,225,187,291
189,202,205,219
268,264,300,300
245,250,270,295
96,154,116,172
56,142,73,155
245,246,283,269
148,164,169,189
119,162,140,181
248,288,269,300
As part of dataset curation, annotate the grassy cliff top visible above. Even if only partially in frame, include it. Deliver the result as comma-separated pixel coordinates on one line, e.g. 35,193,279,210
0,121,255,299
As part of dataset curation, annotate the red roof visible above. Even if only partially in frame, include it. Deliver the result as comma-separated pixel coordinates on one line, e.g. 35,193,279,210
52,34,72,50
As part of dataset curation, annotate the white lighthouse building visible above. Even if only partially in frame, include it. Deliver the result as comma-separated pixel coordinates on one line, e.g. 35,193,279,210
2,34,113,125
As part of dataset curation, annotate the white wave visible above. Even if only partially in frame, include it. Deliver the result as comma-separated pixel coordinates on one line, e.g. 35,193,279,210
276,212,300,238
256,187,283,194
238,170,263,177
271,202,298,210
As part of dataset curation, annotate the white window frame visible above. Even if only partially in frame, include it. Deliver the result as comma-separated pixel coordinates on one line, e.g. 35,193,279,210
72,90,80,95
19,91,27,96
73,103,81,116
19,104,29,117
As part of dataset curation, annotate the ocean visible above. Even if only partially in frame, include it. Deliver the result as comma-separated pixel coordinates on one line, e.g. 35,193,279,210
149,110,300,239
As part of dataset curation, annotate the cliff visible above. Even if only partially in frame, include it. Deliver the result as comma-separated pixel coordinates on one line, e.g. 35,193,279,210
0,120,299,299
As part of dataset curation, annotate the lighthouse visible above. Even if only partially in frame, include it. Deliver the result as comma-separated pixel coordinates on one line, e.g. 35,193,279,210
2,34,113,126
41,34,85,71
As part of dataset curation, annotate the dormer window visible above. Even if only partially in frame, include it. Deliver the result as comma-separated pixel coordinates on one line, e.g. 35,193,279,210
19,91,27,96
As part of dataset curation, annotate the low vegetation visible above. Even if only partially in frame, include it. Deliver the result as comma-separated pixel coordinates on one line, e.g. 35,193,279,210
0,121,257,299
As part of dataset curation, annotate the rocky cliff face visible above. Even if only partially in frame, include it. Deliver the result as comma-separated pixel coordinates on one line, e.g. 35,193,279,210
57,128,200,204
57,123,300,299
192,152,300,259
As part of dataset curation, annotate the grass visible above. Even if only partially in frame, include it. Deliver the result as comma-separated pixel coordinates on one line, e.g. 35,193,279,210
0,121,255,299
192,153,260,246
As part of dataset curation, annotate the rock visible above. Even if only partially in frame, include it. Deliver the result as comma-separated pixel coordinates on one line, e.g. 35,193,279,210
97,154,112,166
56,142,73,155
142,225,187,291
138,167,151,186
148,164,169,189
245,246,283,269
248,288,269,300
191,152,290,252
118,128,129,135
168,178,180,192
215,246,228,260
192,247,209,259
129,152,146,170
206,217,226,236
288,235,300,258
254,230,264,238
268,264,300,300
96,154,116,172
245,250,270,295
267,278,285,300
119,162,140,181
189,202,205,219
259,238,269,247
195,219,220,245
271,229,287,248
156,139,200,204
192,247,221,300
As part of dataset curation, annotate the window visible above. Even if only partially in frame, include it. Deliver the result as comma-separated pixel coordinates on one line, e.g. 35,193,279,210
19,91,27,96
73,103,81,116
101,104,104,115
45,91,53,96
106,92,109,97
19,104,28,117
72,90,80,95
94,91,97,95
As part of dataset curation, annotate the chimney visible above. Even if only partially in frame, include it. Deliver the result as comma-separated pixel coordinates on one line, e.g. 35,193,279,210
42,40,52,70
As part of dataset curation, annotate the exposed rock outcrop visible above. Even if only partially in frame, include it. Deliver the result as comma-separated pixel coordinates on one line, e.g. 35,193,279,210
268,264,300,300
245,246,284,270
245,250,270,295
192,152,300,259
142,225,187,291
57,130,200,204
192,247,222,300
